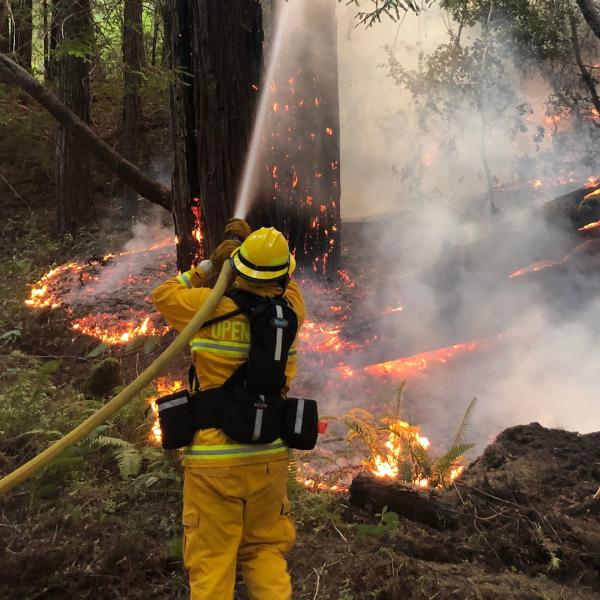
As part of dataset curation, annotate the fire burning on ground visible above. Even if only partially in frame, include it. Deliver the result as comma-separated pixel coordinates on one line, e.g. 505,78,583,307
24,237,488,491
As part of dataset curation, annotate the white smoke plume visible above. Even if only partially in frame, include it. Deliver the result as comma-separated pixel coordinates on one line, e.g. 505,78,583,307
292,4,600,450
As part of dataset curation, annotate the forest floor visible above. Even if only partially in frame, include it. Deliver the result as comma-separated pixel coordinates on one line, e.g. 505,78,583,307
1,83,600,600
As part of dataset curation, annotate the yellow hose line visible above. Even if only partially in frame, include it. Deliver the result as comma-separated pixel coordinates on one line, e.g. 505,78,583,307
0,262,233,496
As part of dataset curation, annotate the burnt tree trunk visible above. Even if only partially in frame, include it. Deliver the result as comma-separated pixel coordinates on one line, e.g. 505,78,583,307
118,0,144,222
13,0,32,71
350,474,457,530
256,0,342,275
55,0,93,233
166,0,262,270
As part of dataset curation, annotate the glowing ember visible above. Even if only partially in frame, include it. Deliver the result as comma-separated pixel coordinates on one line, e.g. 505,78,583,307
578,220,600,232
585,177,600,188
359,341,478,380
71,313,168,345
25,262,81,308
529,175,577,189
25,238,174,345
337,269,355,288
297,320,363,355
382,305,403,315
583,188,600,202
509,259,561,279
147,377,185,444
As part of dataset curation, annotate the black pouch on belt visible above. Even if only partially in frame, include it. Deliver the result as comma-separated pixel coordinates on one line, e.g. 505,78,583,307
222,388,283,444
281,397,319,450
156,390,195,450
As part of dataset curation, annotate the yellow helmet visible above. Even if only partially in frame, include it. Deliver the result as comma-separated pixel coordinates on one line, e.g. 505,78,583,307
230,227,296,282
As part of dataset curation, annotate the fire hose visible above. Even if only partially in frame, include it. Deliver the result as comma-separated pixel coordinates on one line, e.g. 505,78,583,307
0,262,233,496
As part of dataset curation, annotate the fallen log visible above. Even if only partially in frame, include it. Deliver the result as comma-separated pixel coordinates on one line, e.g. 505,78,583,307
0,53,172,211
349,473,457,530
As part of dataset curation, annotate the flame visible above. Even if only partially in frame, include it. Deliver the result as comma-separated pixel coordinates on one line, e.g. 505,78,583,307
298,320,363,355
147,377,185,444
25,262,81,308
25,239,174,344
382,305,403,315
583,187,600,202
578,220,600,232
585,176,600,188
371,424,464,488
509,259,561,278
71,312,168,345
359,341,479,380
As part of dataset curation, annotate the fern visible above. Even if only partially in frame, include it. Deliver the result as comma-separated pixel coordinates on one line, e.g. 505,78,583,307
410,441,433,478
95,435,132,449
452,397,477,447
392,381,406,422
325,388,476,490
431,442,475,487
94,435,143,478
115,446,143,478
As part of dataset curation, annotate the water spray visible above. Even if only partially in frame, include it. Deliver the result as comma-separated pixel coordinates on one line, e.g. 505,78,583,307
234,1,293,220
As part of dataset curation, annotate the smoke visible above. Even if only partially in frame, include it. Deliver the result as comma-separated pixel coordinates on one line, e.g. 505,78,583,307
295,4,600,449
72,206,173,303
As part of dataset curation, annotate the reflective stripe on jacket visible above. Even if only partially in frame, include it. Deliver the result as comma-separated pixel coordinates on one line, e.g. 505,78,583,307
152,266,305,466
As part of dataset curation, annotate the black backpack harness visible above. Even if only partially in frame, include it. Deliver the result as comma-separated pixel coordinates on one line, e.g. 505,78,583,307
157,289,318,450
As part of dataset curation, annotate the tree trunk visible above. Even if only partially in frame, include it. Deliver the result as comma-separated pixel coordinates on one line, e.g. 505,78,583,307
118,0,144,222
150,0,161,67
256,0,342,275
166,0,262,270
570,15,600,118
0,1,9,55
350,473,457,530
0,53,172,208
56,0,93,233
46,0,61,80
43,0,49,76
13,0,32,71
576,0,600,40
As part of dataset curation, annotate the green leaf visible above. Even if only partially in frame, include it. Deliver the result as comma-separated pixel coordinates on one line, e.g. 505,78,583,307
86,343,108,359
41,360,61,375
0,329,21,343
143,336,160,354
124,336,145,353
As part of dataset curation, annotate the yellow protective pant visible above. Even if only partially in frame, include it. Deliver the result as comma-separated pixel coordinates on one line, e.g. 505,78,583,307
182,459,295,600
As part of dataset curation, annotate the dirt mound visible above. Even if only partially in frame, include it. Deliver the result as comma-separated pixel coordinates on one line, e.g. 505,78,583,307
345,423,600,598
460,422,600,507
449,423,600,587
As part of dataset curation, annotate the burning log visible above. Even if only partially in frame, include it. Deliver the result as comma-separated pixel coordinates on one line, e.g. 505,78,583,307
541,178,600,230
349,473,457,530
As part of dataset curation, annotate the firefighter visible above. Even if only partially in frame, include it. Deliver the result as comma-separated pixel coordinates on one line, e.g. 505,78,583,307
152,220,304,600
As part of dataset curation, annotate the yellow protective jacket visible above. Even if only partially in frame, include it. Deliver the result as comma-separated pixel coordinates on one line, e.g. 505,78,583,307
152,262,305,467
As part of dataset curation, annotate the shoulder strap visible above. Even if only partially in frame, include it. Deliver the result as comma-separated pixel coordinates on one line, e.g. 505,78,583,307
199,289,266,329
189,290,268,392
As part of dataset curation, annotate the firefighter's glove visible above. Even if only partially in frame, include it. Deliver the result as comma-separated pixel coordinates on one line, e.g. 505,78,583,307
210,239,240,273
224,218,251,243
